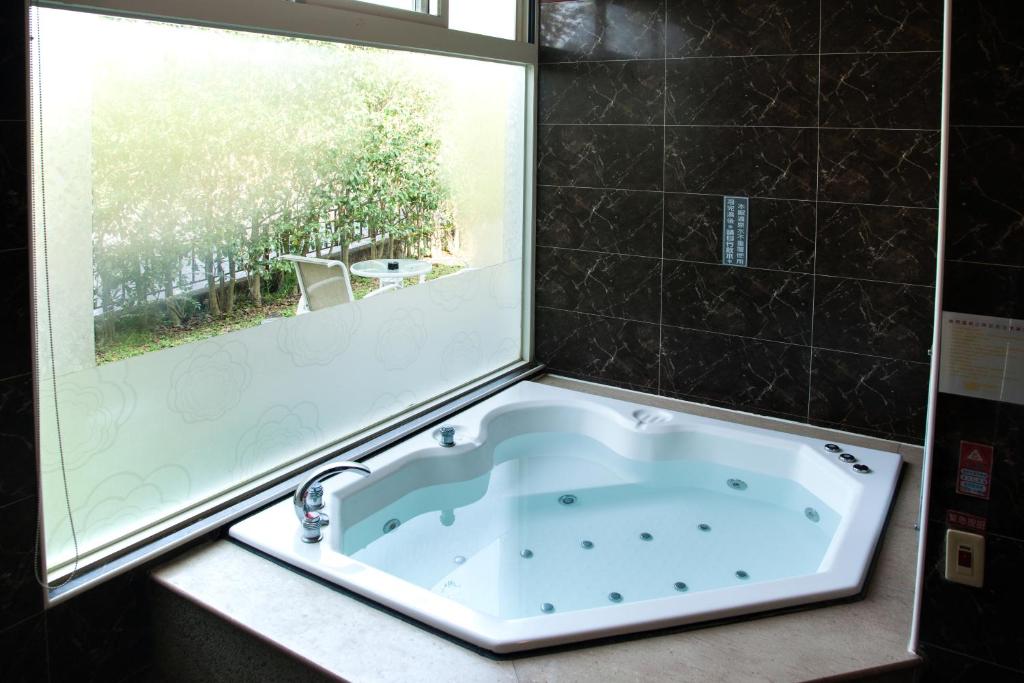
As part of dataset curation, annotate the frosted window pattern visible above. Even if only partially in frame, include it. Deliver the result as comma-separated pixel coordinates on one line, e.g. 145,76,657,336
31,9,526,574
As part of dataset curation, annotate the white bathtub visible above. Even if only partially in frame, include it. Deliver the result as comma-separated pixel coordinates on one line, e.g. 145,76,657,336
230,381,901,653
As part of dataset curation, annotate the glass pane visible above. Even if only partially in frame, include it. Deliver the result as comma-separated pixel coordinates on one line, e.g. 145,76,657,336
362,0,419,9
343,0,433,14
31,7,526,573
305,0,430,16
448,0,518,40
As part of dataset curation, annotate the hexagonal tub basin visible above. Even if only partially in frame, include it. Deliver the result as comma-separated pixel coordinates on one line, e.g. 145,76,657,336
229,381,901,654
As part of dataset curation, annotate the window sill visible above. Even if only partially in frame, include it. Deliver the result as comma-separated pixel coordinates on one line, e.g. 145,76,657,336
44,360,544,606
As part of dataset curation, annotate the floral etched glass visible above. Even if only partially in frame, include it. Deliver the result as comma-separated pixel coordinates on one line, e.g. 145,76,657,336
31,8,526,575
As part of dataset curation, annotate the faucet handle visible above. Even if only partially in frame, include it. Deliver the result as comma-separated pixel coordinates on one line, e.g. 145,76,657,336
301,511,323,544
293,461,371,524
301,483,330,526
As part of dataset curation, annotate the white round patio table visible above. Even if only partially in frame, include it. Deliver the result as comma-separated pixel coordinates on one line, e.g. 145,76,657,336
350,258,432,290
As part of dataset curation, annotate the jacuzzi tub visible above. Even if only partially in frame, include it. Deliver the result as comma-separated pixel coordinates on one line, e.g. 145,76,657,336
229,381,901,653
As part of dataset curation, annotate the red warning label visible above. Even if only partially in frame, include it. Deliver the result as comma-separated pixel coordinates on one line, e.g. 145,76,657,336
956,441,994,500
946,509,988,533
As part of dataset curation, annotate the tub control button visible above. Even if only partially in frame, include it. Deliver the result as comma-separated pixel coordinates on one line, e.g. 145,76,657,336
839,453,857,463
824,443,842,453
852,463,872,474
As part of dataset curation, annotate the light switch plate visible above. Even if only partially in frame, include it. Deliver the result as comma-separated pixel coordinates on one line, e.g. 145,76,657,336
945,529,985,587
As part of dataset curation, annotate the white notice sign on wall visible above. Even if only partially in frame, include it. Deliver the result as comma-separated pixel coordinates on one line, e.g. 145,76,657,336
939,311,1024,405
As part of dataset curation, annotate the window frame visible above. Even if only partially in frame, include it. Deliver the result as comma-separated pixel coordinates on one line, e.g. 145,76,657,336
36,0,537,64
30,0,538,600
292,0,448,29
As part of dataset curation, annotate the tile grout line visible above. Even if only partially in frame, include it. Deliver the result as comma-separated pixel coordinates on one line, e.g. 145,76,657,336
536,244,937,288
0,610,45,638
807,0,823,422
0,370,33,384
537,49,944,66
539,122,941,132
946,257,1024,271
537,184,940,211
548,368,922,443
0,493,37,514
547,369,654,394
536,305,932,365
950,123,1024,129
657,1,667,396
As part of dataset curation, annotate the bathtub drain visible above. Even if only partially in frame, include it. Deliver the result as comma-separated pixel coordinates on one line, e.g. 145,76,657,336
804,507,820,523
541,603,555,613
698,523,711,532
581,540,594,549
558,494,577,505
727,478,748,491
608,592,623,603
382,518,401,534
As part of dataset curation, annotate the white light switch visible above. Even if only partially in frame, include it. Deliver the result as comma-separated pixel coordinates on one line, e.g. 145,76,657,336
945,529,985,587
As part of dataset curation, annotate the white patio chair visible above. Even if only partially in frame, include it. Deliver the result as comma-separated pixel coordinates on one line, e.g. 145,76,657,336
278,254,397,315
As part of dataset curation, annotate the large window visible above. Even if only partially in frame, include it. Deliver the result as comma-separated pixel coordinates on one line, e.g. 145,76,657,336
31,3,533,581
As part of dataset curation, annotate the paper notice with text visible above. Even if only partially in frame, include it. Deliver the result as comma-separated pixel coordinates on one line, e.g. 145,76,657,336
939,311,1024,405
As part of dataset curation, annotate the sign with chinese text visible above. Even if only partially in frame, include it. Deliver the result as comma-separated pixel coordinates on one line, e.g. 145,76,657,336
957,440,994,499
722,196,749,267
946,509,988,533
939,311,1024,405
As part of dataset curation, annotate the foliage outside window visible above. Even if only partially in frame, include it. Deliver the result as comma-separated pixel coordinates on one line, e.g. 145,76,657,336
90,28,460,363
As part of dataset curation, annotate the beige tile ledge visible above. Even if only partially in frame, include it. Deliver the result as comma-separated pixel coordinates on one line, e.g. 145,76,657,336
151,377,923,683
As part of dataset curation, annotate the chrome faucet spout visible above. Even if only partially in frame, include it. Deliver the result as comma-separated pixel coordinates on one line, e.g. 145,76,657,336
293,461,371,527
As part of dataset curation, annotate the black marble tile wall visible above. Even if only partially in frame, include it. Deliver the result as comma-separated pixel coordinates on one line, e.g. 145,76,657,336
0,0,43,674
537,0,942,443
660,327,811,417
918,2,1024,680
0,3,153,681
